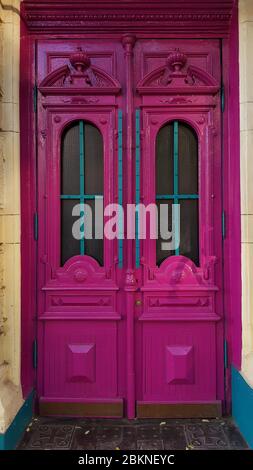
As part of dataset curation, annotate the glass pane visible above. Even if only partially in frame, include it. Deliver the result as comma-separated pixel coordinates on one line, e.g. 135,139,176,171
156,199,174,266
61,199,80,265
84,124,103,195
156,124,174,195
61,123,80,195
178,123,198,194
179,199,199,265
84,199,103,266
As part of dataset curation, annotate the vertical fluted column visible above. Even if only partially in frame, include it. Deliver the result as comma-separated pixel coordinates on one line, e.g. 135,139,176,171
122,34,137,419
122,34,136,270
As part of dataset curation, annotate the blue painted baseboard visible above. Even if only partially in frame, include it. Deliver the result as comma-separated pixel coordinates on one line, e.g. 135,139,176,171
232,366,253,449
0,390,34,450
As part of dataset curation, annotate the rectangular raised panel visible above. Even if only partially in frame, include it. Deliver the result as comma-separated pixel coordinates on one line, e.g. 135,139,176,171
47,52,116,76
47,292,114,312
135,39,220,82
67,343,95,382
141,322,216,401
143,52,211,77
146,294,213,313
37,40,123,85
166,345,194,384
43,321,118,399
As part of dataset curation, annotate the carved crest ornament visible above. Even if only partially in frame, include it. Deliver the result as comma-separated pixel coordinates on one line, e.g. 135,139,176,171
39,47,219,99
39,48,121,95
136,49,219,95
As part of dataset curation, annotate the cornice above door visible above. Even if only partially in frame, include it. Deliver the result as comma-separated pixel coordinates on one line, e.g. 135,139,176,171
22,0,235,37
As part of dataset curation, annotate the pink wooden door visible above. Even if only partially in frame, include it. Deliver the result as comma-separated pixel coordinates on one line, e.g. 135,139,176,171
36,38,224,418
134,40,223,418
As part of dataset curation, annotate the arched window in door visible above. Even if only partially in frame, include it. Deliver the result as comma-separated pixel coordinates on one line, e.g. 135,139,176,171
61,121,103,266
156,121,199,266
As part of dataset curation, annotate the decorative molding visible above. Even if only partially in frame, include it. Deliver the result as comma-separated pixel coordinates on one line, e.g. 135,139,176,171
39,50,121,96
43,255,117,288
137,50,219,96
124,269,137,291
151,255,217,288
149,297,209,308
22,1,234,36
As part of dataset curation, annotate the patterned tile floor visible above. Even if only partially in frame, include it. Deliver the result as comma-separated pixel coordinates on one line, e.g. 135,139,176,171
17,417,248,450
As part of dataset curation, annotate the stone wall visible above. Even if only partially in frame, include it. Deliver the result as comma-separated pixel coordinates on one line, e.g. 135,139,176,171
0,0,23,434
239,0,253,388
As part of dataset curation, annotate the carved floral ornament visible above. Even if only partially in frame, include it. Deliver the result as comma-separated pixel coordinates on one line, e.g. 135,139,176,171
137,49,219,96
39,48,121,95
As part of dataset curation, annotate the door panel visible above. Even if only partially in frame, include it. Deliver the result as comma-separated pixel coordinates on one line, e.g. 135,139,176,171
141,322,216,400
43,321,118,398
37,39,124,416
134,39,223,416
36,37,223,417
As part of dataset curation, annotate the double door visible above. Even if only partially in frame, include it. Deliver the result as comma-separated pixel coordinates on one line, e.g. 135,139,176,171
36,37,223,417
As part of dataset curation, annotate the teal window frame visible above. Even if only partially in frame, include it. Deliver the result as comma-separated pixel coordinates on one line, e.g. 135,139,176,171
156,120,199,257
61,120,103,256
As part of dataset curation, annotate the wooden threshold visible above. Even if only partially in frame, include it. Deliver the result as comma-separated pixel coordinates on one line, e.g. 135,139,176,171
137,402,222,418
39,400,123,417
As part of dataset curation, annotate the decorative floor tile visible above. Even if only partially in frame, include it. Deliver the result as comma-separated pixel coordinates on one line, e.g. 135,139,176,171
17,417,248,451
70,426,96,450
161,425,188,450
137,439,164,450
20,424,75,450
96,426,136,450
184,423,230,450
96,426,123,442
136,425,161,441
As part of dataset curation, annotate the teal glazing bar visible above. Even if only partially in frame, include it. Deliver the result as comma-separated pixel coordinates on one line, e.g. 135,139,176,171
60,195,103,200
173,121,180,256
79,120,85,255
173,121,179,197
118,110,123,268
156,194,199,200
135,109,141,268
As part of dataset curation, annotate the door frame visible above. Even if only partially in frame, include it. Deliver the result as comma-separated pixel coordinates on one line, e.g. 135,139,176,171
20,1,241,415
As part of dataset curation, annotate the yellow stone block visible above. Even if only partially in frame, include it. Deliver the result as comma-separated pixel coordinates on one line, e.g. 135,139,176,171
239,0,253,23
239,22,247,104
0,102,19,133
0,215,20,244
2,243,20,386
239,21,253,103
1,22,14,104
1,131,20,215
240,102,253,131
240,130,253,214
